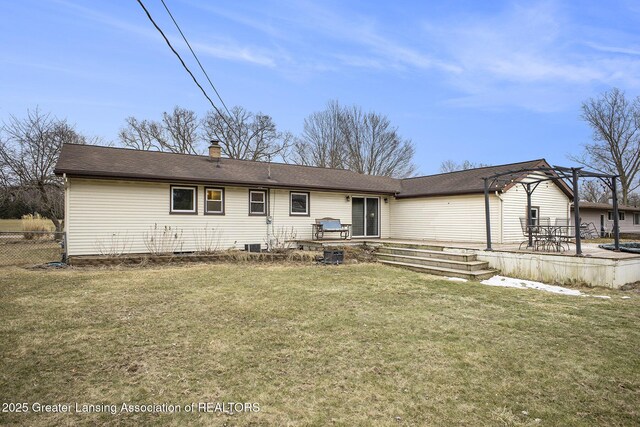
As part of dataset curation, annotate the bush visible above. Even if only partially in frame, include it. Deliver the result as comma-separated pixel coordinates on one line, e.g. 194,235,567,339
21,213,54,240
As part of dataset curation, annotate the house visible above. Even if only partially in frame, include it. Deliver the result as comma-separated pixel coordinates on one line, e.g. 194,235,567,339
54,143,573,256
571,202,640,235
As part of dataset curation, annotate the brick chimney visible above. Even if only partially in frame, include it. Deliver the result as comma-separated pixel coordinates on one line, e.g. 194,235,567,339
209,139,221,160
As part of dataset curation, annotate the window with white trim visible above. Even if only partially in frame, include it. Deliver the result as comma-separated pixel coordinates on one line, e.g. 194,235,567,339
249,190,267,215
608,211,625,221
634,213,640,225
171,186,197,213
290,192,309,216
205,188,224,214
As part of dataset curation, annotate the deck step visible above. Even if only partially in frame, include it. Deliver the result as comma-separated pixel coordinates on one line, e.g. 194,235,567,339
379,242,446,251
376,253,489,271
378,259,497,281
377,246,477,262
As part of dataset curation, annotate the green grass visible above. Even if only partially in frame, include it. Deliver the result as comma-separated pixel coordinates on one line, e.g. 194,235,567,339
1,264,638,426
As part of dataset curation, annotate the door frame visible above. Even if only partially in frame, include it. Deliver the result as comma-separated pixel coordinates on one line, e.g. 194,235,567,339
351,196,380,238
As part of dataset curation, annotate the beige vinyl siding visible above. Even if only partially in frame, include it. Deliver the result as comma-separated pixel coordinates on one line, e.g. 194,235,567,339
389,194,502,243
574,208,640,234
501,177,571,242
66,178,389,256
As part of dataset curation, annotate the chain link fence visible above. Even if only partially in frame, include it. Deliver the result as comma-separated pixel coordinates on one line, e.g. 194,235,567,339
0,231,66,267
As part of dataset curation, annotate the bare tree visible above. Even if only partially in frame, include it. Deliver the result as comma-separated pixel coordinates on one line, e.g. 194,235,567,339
339,105,416,177
201,106,290,161
291,101,416,177
0,109,89,231
579,179,609,203
570,88,640,205
290,100,345,168
439,159,491,173
119,106,202,154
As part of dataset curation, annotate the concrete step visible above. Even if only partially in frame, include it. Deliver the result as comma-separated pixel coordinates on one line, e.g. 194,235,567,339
378,259,498,281
380,242,446,251
377,246,477,262
376,253,490,271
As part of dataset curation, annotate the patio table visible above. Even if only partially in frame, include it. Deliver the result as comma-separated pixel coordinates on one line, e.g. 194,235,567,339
528,225,575,252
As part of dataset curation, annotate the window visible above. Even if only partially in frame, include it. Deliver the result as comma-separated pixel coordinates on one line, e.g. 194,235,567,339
634,213,640,225
204,188,224,215
608,211,626,221
249,190,267,215
170,186,197,214
290,191,310,216
528,207,540,226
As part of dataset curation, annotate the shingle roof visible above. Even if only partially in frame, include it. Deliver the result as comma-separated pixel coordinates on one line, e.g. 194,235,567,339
397,159,559,198
571,202,640,212
54,144,401,194
54,144,573,198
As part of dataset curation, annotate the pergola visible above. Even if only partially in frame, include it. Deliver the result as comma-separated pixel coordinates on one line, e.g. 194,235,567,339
482,166,621,255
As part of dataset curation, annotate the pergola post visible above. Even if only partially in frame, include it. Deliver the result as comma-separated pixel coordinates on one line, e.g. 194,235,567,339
484,178,492,251
526,183,533,248
572,168,582,256
612,177,620,251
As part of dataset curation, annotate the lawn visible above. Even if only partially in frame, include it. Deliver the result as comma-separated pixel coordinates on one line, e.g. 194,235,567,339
1,263,638,426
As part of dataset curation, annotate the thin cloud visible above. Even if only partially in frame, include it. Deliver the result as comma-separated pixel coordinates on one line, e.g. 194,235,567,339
52,0,280,68
422,1,640,111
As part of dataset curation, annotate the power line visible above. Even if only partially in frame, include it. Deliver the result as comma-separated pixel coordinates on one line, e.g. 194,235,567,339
135,0,240,144
160,0,233,118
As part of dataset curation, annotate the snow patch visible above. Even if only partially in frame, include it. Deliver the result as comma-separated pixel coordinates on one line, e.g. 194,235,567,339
445,277,468,282
481,276,584,296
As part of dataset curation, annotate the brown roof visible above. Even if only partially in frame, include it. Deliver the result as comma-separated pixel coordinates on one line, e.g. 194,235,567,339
54,144,401,194
54,144,574,199
397,159,573,198
571,202,640,212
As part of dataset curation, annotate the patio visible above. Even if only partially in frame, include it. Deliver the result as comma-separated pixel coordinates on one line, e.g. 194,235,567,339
295,238,640,288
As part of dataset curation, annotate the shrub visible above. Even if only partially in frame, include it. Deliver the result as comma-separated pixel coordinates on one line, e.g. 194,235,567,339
21,213,54,240
142,224,184,255
94,232,132,257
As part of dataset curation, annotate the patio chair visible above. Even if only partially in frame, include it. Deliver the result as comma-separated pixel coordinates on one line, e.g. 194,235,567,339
519,217,542,250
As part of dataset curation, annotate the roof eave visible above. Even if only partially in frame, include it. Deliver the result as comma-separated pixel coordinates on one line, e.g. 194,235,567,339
57,170,399,195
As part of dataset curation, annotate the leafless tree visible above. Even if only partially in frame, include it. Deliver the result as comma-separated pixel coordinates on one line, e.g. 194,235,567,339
0,109,89,231
439,159,491,173
119,106,202,154
579,179,609,203
201,106,291,161
289,100,345,168
339,105,416,177
569,88,640,205
290,100,416,177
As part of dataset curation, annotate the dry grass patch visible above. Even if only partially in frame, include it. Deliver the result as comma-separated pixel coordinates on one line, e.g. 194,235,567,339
0,264,638,426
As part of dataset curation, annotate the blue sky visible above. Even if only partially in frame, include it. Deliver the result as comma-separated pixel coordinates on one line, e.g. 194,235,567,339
2,0,640,175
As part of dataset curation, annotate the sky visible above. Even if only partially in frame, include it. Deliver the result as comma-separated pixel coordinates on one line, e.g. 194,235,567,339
2,0,640,175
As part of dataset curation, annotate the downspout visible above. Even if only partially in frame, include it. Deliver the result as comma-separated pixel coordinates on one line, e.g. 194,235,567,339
62,173,69,262
494,191,503,244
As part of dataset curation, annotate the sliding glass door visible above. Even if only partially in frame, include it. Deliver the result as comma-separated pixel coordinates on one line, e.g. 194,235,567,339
351,197,379,237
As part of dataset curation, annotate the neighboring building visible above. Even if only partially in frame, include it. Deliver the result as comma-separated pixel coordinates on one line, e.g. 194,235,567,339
571,202,640,235
54,144,573,256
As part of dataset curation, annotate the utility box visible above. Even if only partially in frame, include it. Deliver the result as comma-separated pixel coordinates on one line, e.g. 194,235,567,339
322,250,344,265
244,243,261,253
